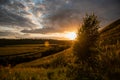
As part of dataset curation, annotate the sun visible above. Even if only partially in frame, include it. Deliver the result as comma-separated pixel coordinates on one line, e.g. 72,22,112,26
65,32,77,40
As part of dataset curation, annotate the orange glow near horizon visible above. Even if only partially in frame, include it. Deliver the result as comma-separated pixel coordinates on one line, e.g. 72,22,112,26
65,32,77,40
29,32,78,40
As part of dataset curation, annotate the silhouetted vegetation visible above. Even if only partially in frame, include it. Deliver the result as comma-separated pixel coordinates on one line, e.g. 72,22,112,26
0,39,72,47
68,15,120,80
73,14,99,61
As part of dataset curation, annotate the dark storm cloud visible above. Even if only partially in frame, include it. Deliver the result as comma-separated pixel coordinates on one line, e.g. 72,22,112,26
44,0,120,23
22,0,120,34
21,9,80,34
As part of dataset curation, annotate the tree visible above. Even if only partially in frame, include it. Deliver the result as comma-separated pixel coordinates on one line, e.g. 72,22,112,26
73,14,100,62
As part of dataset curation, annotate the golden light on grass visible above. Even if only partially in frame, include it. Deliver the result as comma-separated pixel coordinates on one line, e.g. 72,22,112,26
65,32,77,40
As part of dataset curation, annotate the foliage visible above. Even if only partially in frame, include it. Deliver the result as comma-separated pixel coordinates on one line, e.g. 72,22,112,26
0,67,67,80
73,14,100,61
71,15,120,80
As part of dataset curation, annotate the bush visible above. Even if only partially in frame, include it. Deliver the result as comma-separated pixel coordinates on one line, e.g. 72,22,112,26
70,14,101,79
73,14,100,62
71,14,120,79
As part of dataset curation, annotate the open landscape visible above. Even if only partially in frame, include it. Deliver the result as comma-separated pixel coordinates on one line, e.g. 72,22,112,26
0,0,120,80
0,39,71,66
0,39,73,80
0,18,120,80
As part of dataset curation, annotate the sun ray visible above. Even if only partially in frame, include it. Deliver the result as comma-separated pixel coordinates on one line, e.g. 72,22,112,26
65,32,77,40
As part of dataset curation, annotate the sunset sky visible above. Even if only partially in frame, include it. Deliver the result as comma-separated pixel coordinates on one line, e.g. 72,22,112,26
0,0,120,39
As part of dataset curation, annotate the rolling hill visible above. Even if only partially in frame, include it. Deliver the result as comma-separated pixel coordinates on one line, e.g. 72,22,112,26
99,19,120,45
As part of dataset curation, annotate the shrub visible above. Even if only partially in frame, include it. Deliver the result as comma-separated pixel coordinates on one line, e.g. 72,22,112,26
73,14,100,62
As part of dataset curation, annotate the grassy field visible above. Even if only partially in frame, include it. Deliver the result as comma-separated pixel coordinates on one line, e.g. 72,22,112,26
15,48,73,68
0,40,71,66
0,49,73,80
0,44,46,56
0,39,73,80
0,67,68,80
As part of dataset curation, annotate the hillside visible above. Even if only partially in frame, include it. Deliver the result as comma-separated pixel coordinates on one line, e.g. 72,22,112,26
99,19,120,45
98,19,120,55
0,49,73,80
15,48,73,68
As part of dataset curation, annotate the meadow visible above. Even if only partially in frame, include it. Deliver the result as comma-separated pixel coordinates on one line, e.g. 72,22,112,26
0,39,72,80
0,49,72,80
0,39,71,66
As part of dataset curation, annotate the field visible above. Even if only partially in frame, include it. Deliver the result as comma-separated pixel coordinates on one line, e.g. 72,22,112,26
0,39,72,80
0,44,46,56
0,19,120,80
0,40,71,66
0,49,73,80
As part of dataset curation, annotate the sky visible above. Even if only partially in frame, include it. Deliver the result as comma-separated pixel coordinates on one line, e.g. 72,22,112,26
0,0,120,39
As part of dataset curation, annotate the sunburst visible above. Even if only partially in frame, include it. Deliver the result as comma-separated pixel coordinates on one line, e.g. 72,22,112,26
65,32,77,40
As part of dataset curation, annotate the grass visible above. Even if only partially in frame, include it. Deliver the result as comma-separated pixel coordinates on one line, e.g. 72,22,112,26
0,43,72,80
99,19,120,45
0,44,68,56
0,49,73,80
0,67,67,80
0,43,70,66
0,44,45,56
15,48,73,68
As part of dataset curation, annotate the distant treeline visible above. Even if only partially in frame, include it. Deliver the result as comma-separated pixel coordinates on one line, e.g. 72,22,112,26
0,39,72,46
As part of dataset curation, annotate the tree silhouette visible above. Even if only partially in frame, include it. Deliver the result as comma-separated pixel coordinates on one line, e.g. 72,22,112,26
73,14,100,62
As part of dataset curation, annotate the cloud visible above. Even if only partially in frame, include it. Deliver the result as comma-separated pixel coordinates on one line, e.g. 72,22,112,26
22,0,120,34
0,0,43,29
0,31,21,38
0,0,10,5
0,31,15,36
21,27,63,34
0,0,120,38
21,9,80,34
0,8,37,28
0,0,45,38
43,0,120,25
0,29,33,39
